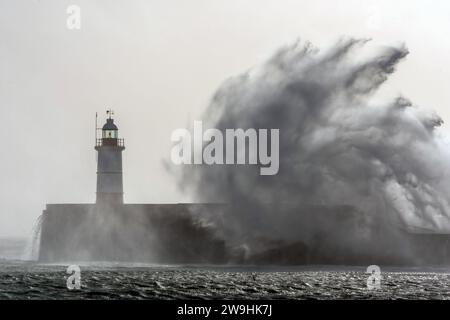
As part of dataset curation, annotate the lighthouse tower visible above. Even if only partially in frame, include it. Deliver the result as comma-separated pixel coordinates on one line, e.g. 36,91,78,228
95,111,125,205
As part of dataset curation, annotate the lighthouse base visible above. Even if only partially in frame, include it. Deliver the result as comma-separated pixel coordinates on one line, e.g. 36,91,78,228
38,203,228,263
38,203,450,265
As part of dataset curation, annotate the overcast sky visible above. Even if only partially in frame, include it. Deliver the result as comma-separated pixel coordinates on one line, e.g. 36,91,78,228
1,0,450,237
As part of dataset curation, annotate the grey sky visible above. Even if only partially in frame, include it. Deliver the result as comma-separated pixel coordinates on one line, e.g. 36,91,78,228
1,0,449,237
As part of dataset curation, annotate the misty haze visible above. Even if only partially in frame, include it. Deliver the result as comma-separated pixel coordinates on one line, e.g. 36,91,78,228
2,0,450,303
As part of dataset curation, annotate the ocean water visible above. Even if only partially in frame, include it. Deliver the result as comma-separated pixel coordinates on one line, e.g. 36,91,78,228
2,262,450,299
1,238,450,300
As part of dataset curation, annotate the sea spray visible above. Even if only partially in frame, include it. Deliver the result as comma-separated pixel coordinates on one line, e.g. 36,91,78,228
22,215,43,261
174,38,450,260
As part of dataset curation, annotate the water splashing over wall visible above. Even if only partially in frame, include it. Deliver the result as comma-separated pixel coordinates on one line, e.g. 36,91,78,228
173,38,450,262
22,215,43,261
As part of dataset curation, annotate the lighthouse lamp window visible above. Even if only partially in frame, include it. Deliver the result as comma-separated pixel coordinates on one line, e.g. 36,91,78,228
103,130,118,139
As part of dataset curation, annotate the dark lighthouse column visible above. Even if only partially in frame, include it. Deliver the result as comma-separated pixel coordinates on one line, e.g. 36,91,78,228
95,111,125,205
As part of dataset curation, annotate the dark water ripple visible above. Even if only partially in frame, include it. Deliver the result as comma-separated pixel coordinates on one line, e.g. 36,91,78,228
1,262,450,299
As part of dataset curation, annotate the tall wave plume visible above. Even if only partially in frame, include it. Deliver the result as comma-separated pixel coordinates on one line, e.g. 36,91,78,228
175,38,450,262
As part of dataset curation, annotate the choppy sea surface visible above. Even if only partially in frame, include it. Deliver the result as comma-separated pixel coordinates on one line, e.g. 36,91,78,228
2,237,450,300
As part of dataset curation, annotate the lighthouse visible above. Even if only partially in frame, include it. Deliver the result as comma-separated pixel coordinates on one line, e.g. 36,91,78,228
95,110,125,205
38,110,228,263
